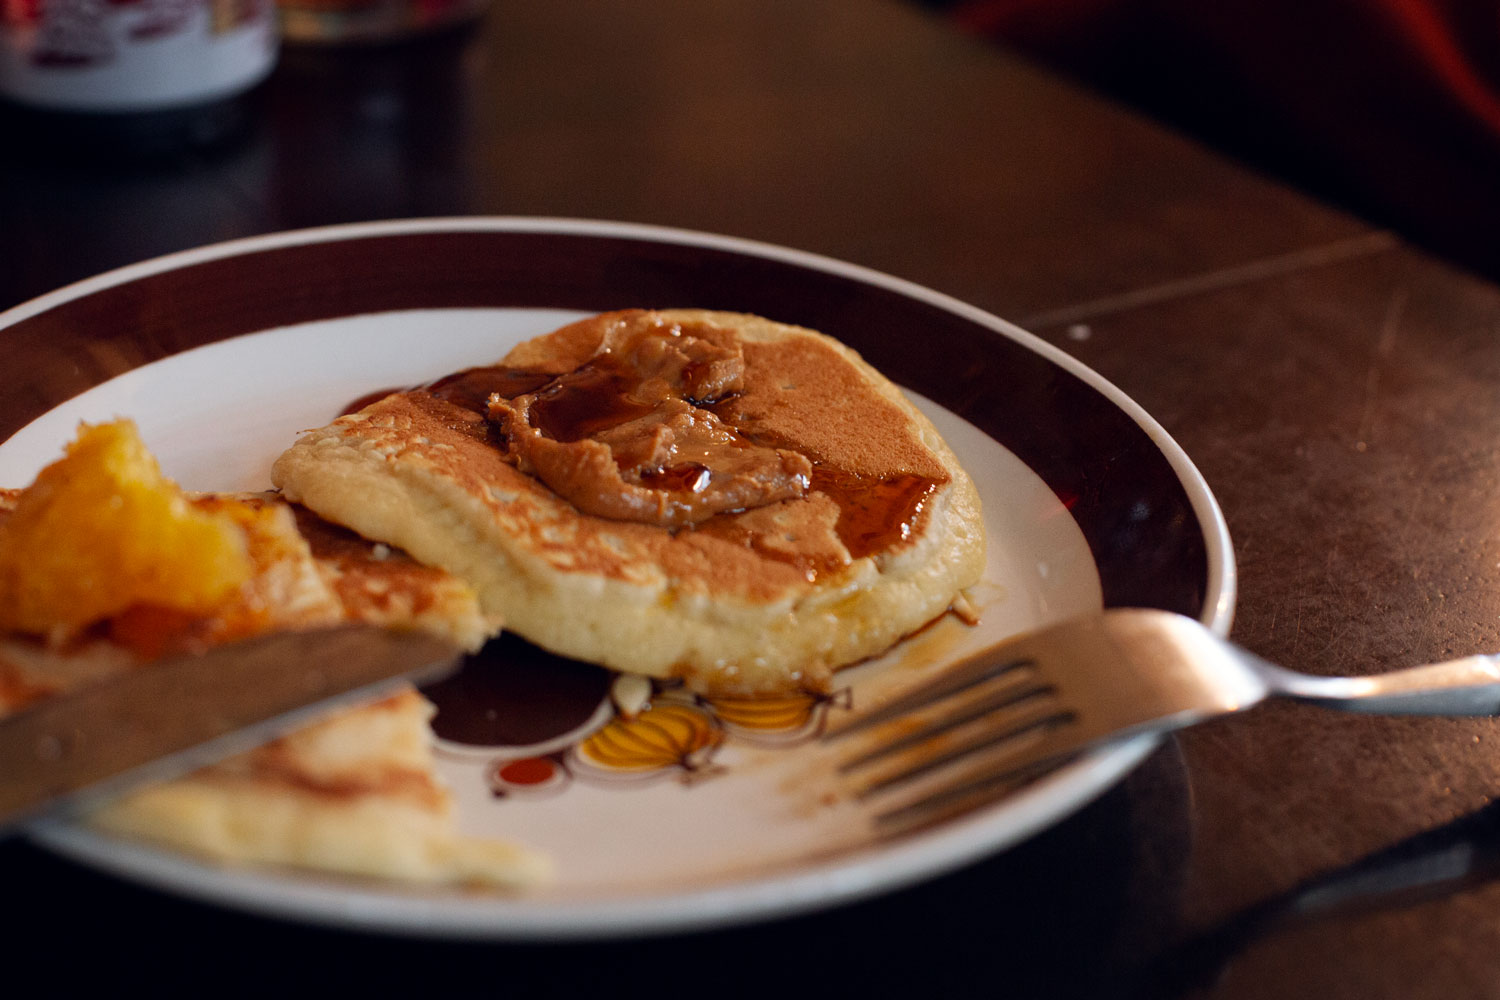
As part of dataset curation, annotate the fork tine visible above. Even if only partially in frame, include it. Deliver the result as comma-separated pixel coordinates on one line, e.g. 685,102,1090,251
832,662,1053,767
838,689,1068,794
861,717,1090,833
872,755,1074,837
823,648,1039,740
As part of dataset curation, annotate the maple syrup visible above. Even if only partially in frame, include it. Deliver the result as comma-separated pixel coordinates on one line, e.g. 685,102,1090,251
524,362,658,442
425,366,551,413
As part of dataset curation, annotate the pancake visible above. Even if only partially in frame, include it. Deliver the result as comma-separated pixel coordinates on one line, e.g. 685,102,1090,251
0,422,545,889
86,687,545,888
273,309,986,696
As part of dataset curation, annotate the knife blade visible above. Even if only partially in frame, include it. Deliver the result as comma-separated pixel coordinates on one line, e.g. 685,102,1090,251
0,625,463,834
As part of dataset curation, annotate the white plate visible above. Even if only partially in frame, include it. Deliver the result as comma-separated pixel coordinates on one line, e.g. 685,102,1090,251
0,218,1234,939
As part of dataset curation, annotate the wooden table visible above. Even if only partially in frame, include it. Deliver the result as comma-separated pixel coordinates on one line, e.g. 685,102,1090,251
5,3,1500,996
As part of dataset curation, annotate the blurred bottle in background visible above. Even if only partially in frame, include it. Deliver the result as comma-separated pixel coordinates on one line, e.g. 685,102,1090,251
0,0,279,155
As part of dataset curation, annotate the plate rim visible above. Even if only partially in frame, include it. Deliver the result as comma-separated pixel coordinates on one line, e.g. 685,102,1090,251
7,216,1236,938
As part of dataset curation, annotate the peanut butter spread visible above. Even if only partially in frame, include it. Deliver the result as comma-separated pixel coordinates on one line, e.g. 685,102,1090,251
416,311,950,579
487,323,813,526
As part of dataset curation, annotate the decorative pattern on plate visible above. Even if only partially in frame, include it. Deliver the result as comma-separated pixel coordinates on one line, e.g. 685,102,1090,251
431,635,847,797
569,695,724,784
703,690,849,745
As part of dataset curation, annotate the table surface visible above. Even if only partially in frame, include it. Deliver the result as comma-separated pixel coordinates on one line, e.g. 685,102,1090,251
6,2,1500,996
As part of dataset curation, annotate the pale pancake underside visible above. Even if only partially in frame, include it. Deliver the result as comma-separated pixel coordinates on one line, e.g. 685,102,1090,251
87,689,549,889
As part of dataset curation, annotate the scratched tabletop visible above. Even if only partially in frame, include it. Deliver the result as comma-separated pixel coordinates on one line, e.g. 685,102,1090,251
4,3,1500,997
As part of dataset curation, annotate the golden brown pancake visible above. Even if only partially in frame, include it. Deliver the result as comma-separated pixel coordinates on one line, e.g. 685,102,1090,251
273,309,986,696
0,424,545,889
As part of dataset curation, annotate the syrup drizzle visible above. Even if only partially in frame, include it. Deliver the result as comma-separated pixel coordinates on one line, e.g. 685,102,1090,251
810,468,941,560
524,363,658,442
426,367,553,413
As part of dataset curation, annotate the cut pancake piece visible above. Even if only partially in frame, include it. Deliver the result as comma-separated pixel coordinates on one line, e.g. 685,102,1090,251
273,309,987,696
0,421,543,889
88,687,546,888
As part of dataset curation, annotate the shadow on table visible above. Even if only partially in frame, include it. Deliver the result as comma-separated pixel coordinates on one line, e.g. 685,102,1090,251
1136,789,1500,998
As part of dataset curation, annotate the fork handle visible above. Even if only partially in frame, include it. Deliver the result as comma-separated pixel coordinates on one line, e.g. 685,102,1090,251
1257,655,1500,715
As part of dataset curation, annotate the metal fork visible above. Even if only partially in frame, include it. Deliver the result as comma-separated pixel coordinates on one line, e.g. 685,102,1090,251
827,608,1500,834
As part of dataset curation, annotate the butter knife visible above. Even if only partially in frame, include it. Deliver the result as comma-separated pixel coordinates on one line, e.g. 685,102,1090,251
0,625,462,833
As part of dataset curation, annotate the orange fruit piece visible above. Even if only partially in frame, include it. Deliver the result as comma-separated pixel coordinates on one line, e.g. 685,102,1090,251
0,420,252,636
